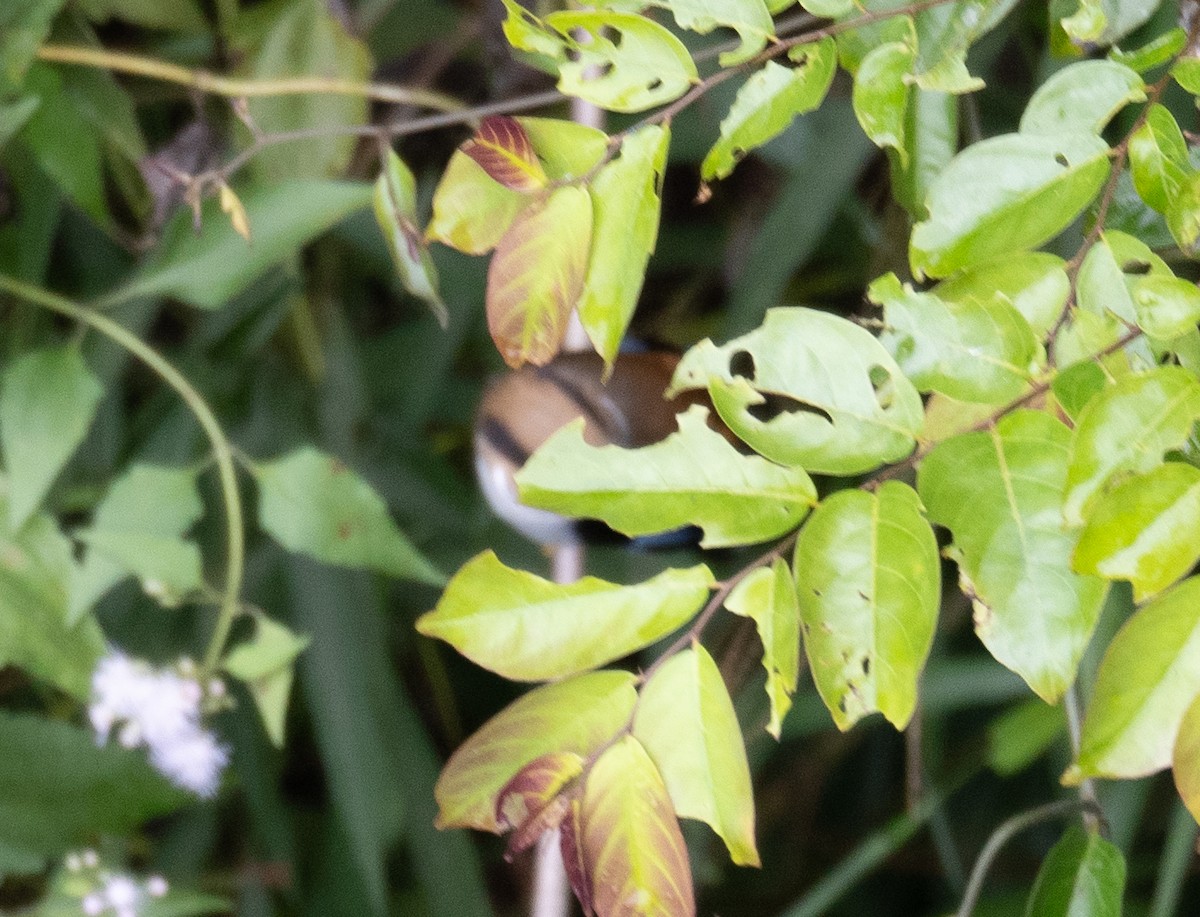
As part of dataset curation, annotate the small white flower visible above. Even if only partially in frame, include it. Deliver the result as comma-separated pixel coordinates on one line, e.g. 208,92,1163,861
149,726,229,798
146,876,168,898
83,850,99,868
103,875,139,911
89,649,228,797
82,892,105,916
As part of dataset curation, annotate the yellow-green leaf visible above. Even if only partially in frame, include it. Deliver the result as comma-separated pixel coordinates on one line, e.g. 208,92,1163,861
669,307,924,475
633,645,759,866
579,735,695,916
373,148,446,326
1074,463,1200,602
434,671,638,832
1068,576,1200,782
1128,103,1190,215
724,559,800,739
417,552,712,681
486,184,592,367
1172,691,1200,825
1063,368,1200,526
579,124,670,365
794,481,939,730
918,411,1108,703
223,616,310,747
426,150,530,254
517,405,817,548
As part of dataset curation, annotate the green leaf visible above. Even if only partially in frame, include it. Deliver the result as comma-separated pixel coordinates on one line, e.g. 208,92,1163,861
435,671,638,832
1128,103,1190,215
1166,170,1200,256
1172,691,1200,825
1068,576,1200,781
891,87,958,219
0,711,185,865
519,118,609,180
68,464,202,623
1052,361,1110,423
1025,825,1126,917
918,411,1108,702
852,42,914,165
1019,60,1144,136
932,253,1069,338
910,131,1111,279
224,616,310,747
517,405,817,548
417,552,712,681
245,0,370,181
426,151,530,254
0,489,104,698
1174,57,1200,95
669,307,924,475
503,3,698,113
1131,274,1200,341
0,0,68,92
1072,232,1172,361
0,345,104,530
701,39,837,182
604,0,775,66
373,148,446,327
1064,0,1163,46
634,644,759,867
0,96,40,152
575,735,695,916
871,272,1037,403
794,481,940,730
486,184,592,367
124,180,373,308
256,446,443,585
1074,463,1200,602
987,700,1065,776
579,124,669,365
725,559,801,739
1063,368,1200,526
911,0,1015,93
1110,27,1187,73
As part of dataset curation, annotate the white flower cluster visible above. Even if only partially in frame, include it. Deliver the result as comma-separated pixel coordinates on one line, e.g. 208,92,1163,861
89,650,229,798
64,850,168,917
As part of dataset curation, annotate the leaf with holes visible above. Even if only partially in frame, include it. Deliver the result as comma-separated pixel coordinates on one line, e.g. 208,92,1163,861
1026,825,1126,917
577,735,695,917
545,10,698,113
373,148,446,326
701,39,837,182
668,307,924,475
487,184,592,368
1067,576,1200,782
871,272,1037,403
725,559,800,739
918,411,1108,703
633,645,759,866
0,345,103,531
1074,463,1200,602
794,482,940,730
579,124,669,365
434,670,637,832
417,552,712,681
910,131,1110,279
1019,60,1144,137
933,253,1069,338
1063,368,1200,527
256,446,443,585
461,116,548,192
605,0,775,66
68,464,204,623
1129,103,1190,215
517,405,817,548
1173,691,1200,825
911,0,1015,93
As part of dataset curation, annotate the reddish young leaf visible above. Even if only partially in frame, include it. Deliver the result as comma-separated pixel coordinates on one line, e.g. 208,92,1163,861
462,115,549,192
580,735,695,916
496,751,584,859
561,801,594,916
487,185,593,367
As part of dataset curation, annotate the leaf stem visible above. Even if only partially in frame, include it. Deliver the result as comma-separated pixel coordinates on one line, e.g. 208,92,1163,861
954,798,1103,917
36,43,467,114
0,274,244,675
